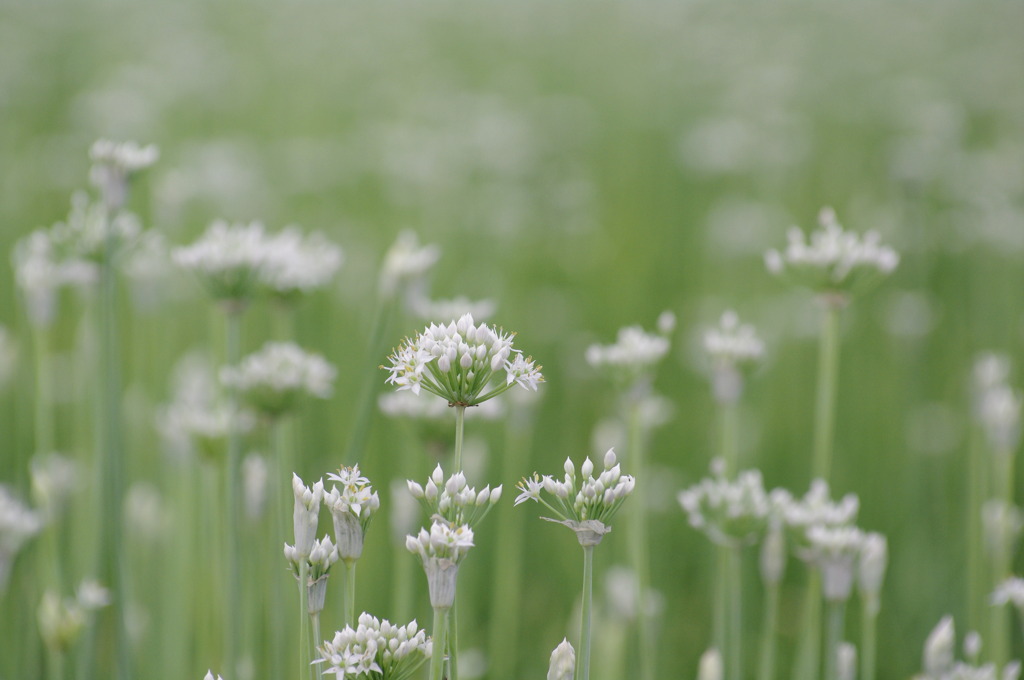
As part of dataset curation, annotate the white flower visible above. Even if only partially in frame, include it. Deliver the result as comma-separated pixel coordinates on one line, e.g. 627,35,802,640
771,479,859,554
12,226,98,326
89,139,158,210
221,342,336,417
379,230,441,299
30,453,79,521
324,466,380,562
991,576,1024,609
260,226,343,299
858,532,888,607
703,310,764,366
242,454,269,520
764,207,899,299
384,313,542,406
697,648,723,680
678,466,770,547
760,521,787,586
202,671,224,680
406,520,474,608
547,638,575,680
172,220,271,303
977,386,1022,452
806,525,865,602
923,615,955,676
316,612,431,677
586,318,670,384
410,464,501,529
837,642,857,680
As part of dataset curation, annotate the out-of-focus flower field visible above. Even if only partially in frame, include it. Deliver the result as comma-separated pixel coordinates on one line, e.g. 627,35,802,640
0,2,1022,679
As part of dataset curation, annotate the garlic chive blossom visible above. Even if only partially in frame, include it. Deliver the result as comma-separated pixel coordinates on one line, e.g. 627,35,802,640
220,342,336,419
316,613,432,679
407,464,502,529
324,465,380,563
383,314,542,407
172,220,271,306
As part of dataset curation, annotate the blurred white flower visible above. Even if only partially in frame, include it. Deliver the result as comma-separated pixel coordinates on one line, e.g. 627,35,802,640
30,453,79,521
678,465,770,547
702,309,764,404
991,576,1024,610
221,342,336,418
12,226,97,326
411,294,497,323
88,139,158,211
172,220,271,305
260,226,343,301
379,229,440,300
806,525,865,602
923,616,955,676
697,648,723,680
242,454,269,521
586,318,671,387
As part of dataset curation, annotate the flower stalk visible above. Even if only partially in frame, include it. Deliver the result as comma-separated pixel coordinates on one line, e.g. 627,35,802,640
577,544,594,680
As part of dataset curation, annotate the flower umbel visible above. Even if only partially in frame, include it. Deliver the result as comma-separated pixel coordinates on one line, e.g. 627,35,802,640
678,464,771,547
324,465,380,562
405,520,474,609
221,342,336,418
172,220,271,305
383,313,542,406
407,464,502,528
316,612,432,679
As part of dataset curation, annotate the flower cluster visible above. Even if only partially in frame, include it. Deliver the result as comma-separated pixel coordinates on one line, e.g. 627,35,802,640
316,612,432,679
37,579,111,652
971,353,1021,452
12,223,98,326
220,342,336,418
260,227,343,301
991,576,1024,610
585,319,671,385
703,310,764,369
1,486,44,591
88,139,159,211
805,525,865,602
325,465,380,563
379,230,441,300
405,520,474,608
771,479,860,554
764,207,899,300
678,466,771,546
515,448,634,546
407,464,501,528
916,616,1021,680
384,313,542,406
172,220,271,304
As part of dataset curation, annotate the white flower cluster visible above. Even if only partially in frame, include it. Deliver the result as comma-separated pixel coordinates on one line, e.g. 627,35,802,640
261,227,343,299
37,579,111,652
771,479,860,551
991,576,1024,610
806,525,865,602
316,612,432,679
407,465,502,528
405,520,475,608
157,354,253,460
703,310,764,367
49,191,142,262
515,449,634,545
971,353,1021,452
221,342,336,418
1,486,44,591
384,313,543,406
764,207,899,299
88,139,158,211
172,220,271,303
12,223,98,327
678,467,771,546
585,321,671,381
30,453,79,520
411,295,496,323
917,616,1021,680
379,230,441,299
325,465,380,562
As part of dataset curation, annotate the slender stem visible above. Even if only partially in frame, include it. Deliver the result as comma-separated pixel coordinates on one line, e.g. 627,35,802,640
720,400,740,476
794,569,822,680
989,445,1015,666
727,546,742,680
966,428,987,636
344,560,357,628
298,562,310,680
453,405,466,471
344,296,394,464
310,611,324,680
812,303,841,482
713,545,728,659
270,421,288,680
625,401,654,680
224,310,243,675
577,545,595,680
31,324,54,455
823,600,846,680
757,582,780,680
449,605,459,680
859,600,877,680
46,648,65,680
430,607,449,680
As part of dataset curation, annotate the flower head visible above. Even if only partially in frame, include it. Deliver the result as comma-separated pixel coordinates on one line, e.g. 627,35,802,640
405,520,474,608
764,207,899,301
516,448,634,546
260,226,343,301
991,576,1024,610
316,612,431,678
586,317,671,389
12,225,98,326
384,313,542,406
221,342,336,418
702,310,764,404
379,229,441,300
678,465,771,547
407,464,501,529
858,532,888,609
806,525,865,602
89,139,158,211
771,479,859,555
172,220,271,305
324,465,380,562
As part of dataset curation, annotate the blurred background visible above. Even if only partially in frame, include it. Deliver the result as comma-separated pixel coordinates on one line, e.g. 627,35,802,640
0,1,1022,678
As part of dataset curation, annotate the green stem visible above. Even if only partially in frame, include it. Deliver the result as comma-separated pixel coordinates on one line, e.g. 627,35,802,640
224,310,243,675
31,324,54,455
449,606,459,680
46,648,65,680
714,545,728,658
720,400,740,476
310,611,323,680
823,600,846,680
343,296,394,464
453,405,466,471
794,570,822,680
966,427,987,636
577,545,594,680
727,546,742,680
298,562,310,680
859,601,877,680
270,421,288,680
989,445,1015,666
344,560,357,628
757,583,780,680
626,402,654,680
430,607,449,680
812,303,841,482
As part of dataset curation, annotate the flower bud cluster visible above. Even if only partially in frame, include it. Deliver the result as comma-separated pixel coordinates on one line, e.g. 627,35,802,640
407,464,501,528
325,465,380,562
764,207,899,300
316,612,432,678
971,353,1021,452
172,220,271,304
678,467,770,547
384,313,542,405
379,229,441,299
405,520,474,608
289,474,324,560
917,615,1022,680
703,310,764,368
221,342,336,418
515,449,634,544
260,227,343,300
88,139,158,211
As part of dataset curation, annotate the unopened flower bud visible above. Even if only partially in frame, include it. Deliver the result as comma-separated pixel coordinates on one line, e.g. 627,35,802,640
697,648,723,680
923,615,954,676
837,642,856,680
547,638,575,680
